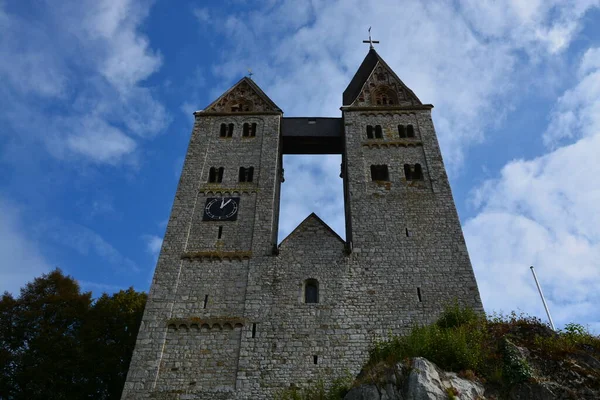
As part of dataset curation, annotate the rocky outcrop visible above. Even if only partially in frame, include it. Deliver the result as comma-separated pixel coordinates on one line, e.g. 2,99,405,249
344,347,600,400
344,357,485,400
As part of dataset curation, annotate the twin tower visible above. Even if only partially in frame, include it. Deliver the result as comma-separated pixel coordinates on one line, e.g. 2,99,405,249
122,48,482,399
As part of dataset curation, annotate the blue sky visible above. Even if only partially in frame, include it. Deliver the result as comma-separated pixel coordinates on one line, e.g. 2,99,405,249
1,0,599,333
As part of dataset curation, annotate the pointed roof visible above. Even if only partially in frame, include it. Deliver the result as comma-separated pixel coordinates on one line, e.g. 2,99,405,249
279,213,345,248
342,48,422,106
196,77,282,114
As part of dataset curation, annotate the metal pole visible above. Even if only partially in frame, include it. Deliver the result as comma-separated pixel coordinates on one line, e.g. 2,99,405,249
530,266,556,331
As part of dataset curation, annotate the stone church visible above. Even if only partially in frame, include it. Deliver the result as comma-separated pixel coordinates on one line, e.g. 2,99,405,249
121,45,482,399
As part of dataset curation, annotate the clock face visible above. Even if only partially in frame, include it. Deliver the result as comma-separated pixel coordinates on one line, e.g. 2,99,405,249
202,197,239,221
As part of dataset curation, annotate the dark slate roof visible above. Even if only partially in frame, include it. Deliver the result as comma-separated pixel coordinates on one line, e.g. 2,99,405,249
343,48,380,106
342,48,422,106
281,117,343,137
280,117,343,154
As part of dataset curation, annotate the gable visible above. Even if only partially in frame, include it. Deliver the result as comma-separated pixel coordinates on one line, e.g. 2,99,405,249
278,213,345,252
343,49,421,107
201,77,282,114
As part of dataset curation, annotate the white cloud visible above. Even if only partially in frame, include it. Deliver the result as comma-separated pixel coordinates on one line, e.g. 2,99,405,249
0,197,51,294
458,0,598,54
143,234,163,258
0,0,168,166
544,50,600,147
193,7,210,24
279,155,345,241
201,0,598,169
39,219,140,274
465,50,600,331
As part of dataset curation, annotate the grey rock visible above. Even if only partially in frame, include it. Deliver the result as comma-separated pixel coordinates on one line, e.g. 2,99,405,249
405,358,447,399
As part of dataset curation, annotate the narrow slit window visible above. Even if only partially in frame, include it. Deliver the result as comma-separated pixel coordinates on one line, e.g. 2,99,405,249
398,124,406,138
304,279,319,304
404,164,413,181
250,123,257,137
242,123,250,137
239,167,254,183
252,323,257,338
407,124,415,138
375,125,383,139
227,123,234,137
208,167,218,183
218,226,223,239
405,228,410,237
217,167,224,183
370,165,389,181
203,295,209,309
366,125,374,139
313,355,318,364
417,287,422,302
219,123,227,137
414,164,423,180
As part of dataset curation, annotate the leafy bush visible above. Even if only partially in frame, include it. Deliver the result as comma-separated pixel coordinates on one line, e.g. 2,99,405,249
283,305,600,396
275,373,353,400
369,303,489,373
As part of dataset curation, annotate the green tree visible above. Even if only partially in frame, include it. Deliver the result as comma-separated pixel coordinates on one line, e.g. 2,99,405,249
0,269,146,400
0,269,92,399
80,288,147,399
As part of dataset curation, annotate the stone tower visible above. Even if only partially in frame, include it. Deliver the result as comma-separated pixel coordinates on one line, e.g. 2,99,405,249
122,47,482,400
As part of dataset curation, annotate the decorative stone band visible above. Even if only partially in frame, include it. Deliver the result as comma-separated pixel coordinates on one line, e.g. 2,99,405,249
199,187,260,195
340,104,434,111
361,140,423,148
194,111,282,116
181,250,252,261
167,317,245,331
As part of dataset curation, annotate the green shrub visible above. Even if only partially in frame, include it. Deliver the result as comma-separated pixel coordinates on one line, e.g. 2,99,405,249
369,304,489,373
501,338,532,385
275,373,353,400
436,301,481,329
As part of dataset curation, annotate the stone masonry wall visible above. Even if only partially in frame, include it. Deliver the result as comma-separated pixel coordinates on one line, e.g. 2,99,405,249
122,100,482,399
121,112,282,399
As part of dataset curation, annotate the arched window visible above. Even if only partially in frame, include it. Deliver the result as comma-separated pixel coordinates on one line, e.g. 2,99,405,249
366,125,374,139
239,166,254,183
220,123,227,137
414,164,423,180
242,123,250,137
404,164,412,181
250,123,257,137
209,167,224,183
407,124,415,138
227,123,234,137
398,125,406,138
375,125,383,139
304,279,319,303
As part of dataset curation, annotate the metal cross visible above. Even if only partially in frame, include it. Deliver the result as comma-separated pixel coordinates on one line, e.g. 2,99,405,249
247,68,254,78
362,27,380,49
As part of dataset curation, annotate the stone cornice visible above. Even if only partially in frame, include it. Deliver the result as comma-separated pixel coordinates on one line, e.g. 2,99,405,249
341,104,434,112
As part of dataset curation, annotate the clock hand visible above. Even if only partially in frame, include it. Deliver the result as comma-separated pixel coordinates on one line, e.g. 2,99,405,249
221,199,232,209
220,198,225,208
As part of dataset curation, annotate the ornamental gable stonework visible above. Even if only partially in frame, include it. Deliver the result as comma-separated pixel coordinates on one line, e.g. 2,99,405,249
121,48,483,400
